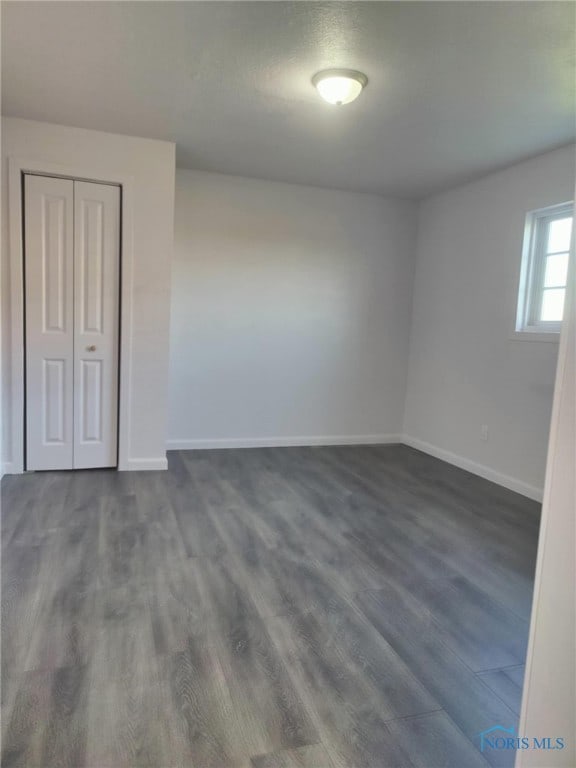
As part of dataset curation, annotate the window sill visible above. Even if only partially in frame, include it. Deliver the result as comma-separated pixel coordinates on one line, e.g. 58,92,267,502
510,330,560,343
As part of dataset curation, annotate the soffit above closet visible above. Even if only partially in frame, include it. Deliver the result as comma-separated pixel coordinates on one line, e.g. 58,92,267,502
2,1,574,198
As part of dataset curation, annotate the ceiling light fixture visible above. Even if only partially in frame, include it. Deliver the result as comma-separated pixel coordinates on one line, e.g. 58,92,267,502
312,69,368,106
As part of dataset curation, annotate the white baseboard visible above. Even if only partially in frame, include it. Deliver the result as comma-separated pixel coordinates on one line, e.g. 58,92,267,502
122,457,168,471
166,434,402,451
3,435,540,500
401,434,543,502
166,433,543,500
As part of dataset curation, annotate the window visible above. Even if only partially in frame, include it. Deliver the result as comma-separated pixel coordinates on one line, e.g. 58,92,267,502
516,202,573,335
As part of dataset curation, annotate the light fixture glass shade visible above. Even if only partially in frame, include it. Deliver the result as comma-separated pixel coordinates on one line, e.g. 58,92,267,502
312,69,367,105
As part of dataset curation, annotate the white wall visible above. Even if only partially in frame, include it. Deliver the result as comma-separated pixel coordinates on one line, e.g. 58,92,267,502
404,145,575,499
0,127,3,479
3,120,569,495
517,249,574,768
1,118,175,471
168,170,417,447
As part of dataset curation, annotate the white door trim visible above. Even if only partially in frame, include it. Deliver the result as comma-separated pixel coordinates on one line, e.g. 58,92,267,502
8,156,135,472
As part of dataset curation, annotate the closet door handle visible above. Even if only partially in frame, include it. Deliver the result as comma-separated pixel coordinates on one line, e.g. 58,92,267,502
86,345,97,352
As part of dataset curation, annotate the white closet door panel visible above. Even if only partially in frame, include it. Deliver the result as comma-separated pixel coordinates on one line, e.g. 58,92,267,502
73,181,120,468
25,175,74,470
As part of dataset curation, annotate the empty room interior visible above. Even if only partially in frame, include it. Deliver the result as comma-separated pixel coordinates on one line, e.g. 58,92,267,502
1,2,575,767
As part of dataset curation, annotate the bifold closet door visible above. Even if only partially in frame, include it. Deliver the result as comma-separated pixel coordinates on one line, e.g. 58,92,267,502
25,175,120,470
73,181,120,469
25,175,75,470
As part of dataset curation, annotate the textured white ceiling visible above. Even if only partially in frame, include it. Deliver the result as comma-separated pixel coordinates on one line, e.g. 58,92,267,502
2,1,574,197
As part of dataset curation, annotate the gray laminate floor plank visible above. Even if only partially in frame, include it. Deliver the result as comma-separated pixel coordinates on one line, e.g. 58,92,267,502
148,553,258,655
266,603,440,768
230,545,352,618
181,450,387,609
402,575,529,672
384,711,491,768
313,449,537,620
84,614,166,768
477,666,526,715
332,444,540,531
1,445,539,767
159,613,320,766
251,743,334,768
355,584,519,768
179,453,284,552
163,456,230,559
2,664,89,768
317,446,539,571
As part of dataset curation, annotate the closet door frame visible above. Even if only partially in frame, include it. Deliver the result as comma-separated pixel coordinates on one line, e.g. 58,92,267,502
8,156,135,473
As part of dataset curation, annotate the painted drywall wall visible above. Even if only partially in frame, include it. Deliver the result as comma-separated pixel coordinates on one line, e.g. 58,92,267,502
168,169,417,447
0,143,3,480
404,144,575,498
516,251,575,768
1,117,175,470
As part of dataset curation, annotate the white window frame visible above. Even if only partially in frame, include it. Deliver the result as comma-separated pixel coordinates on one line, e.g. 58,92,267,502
515,201,573,339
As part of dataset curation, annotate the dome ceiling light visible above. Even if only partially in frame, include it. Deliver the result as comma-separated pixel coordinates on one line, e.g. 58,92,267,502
312,69,368,106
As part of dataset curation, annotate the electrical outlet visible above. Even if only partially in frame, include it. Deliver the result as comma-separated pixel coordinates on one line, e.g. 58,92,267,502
480,424,489,441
